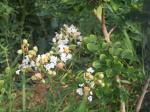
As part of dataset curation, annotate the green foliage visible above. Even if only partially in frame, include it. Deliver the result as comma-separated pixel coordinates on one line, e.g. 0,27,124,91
0,0,148,111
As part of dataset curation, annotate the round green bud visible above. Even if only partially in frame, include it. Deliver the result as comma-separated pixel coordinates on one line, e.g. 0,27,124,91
52,71,56,76
95,79,102,85
98,72,104,79
101,82,105,87
48,70,53,75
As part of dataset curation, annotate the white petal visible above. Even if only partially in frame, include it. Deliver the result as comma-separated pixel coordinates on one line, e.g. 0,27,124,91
16,70,20,75
50,56,57,64
90,91,93,95
66,54,72,59
52,38,57,43
87,67,94,73
76,88,83,96
88,95,93,102
79,83,84,87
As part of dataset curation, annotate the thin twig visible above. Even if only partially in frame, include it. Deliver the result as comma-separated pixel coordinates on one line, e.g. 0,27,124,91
136,74,150,112
116,76,126,112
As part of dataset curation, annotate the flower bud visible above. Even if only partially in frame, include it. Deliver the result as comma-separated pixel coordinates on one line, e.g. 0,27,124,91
31,75,37,80
23,39,28,45
41,79,46,83
41,54,49,64
101,82,105,87
52,71,56,76
49,51,54,54
28,50,36,58
84,72,94,80
95,80,102,85
35,72,42,80
98,72,104,79
33,46,38,52
28,54,33,59
84,86,90,96
56,62,64,70
17,49,23,54
48,70,53,75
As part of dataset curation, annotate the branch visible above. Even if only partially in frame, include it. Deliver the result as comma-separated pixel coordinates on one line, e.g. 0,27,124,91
101,9,109,42
135,74,150,112
116,76,126,112
120,101,126,112
93,7,116,43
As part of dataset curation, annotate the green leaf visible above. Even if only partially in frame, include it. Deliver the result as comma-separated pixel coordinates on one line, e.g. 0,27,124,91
113,41,121,48
106,59,112,67
92,60,101,69
99,54,107,61
121,49,133,59
87,43,98,52
0,80,4,90
84,35,97,43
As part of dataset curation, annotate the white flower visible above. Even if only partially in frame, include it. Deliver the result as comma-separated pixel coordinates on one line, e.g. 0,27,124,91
79,83,84,87
60,53,72,62
55,33,63,40
50,56,57,64
66,53,72,59
30,60,36,67
90,91,93,95
52,38,57,43
64,24,78,34
60,53,67,62
36,55,41,62
77,42,81,45
16,70,21,75
87,67,94,73
58,44,67,53
58,39,69,45
77,36,82,41
76,88,83,96
22,56,30,65
44,63,55,71
88,95,93,102
70,25,77,33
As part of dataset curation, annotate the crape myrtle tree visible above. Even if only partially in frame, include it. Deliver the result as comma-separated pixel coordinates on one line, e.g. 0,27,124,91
1,0,150,112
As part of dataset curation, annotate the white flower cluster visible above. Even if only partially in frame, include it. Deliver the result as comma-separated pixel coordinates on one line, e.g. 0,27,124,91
76,67,106,102
16,55,37,75
16,24,83,81
84,67,95,88
76,67,95,102
76,83,93,102
52,24,82,63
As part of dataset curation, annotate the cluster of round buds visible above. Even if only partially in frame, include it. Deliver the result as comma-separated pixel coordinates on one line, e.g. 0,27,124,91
17,39,29,54
76,83,93,102
94,72,105,87
17,39,38,58
83,67,105,88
